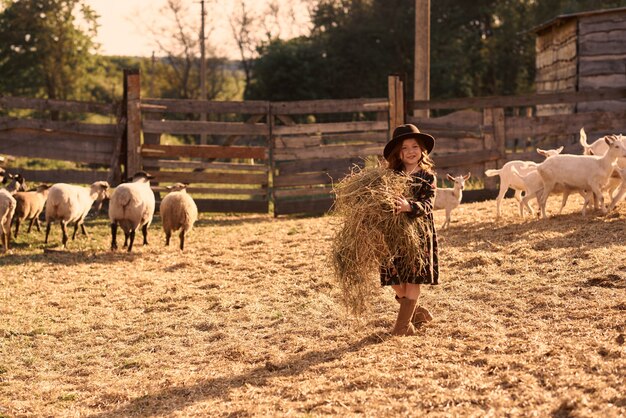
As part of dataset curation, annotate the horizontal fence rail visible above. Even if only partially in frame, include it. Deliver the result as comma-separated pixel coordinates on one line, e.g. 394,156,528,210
0,95,123,185
2,73,625,216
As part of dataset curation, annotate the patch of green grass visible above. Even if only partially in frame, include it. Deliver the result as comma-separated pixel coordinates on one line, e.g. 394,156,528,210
57,393,77,402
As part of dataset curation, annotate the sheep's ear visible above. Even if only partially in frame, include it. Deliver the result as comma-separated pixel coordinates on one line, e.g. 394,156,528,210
446,174,454,182
464,172,471,180
555,146,564,153
166,185,173,191
605,136,614,145
537,148,547,157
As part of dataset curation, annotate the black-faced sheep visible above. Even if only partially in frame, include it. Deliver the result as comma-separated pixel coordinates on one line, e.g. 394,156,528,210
160,183,198,251
108,171,155,252
44,181,110,247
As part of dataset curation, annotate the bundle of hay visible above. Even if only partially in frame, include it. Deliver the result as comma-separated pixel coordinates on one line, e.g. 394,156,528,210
331,165,430,315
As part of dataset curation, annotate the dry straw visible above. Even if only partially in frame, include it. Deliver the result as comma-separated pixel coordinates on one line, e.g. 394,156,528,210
331,164,430,315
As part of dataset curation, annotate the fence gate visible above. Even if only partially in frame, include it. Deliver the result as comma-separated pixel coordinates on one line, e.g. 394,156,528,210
124,70,271,214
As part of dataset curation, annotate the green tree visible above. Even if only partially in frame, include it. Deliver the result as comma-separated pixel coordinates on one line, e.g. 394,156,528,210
248,0,626,102
0,0,99,103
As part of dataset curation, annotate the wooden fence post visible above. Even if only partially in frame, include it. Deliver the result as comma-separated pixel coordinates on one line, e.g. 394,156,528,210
482,107,506,190
124,69,142,178
388,75,405,135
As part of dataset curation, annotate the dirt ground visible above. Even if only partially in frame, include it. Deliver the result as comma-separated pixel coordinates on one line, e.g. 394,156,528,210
1,194,625,417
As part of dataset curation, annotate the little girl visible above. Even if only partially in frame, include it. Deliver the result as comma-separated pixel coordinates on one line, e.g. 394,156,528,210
381,124,439,336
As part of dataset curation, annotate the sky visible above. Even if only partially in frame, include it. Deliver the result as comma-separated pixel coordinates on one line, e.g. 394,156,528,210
85,0,312,60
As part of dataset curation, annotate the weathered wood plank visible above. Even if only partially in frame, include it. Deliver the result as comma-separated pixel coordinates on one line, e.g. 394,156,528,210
322,131,387,144
579,59,626,76
274,187,333,198
141,144,268,160
274,135,323,149
505,144,580,163
535,63,578,82
579,13,626,34
580,41,626,56
274,197,334,216
0,95,115,115
506,110,626,137
195,199,269,213
142,119,270,136
11,169,108,185
0,129,114,164
433,149,501,169
277,157,366,175
578,28,626,44
141,98,269,114
0,117,118,136
152,170,268,185
152,186,267,196
577,100,626,113
272,120,387,136
411,88,626,111
143,158,268,172
193,199,269,213
432,137,484,154
271,98,388,115
579,74,626,89
274,169,353,188
536,19,577,50
273,143,382,161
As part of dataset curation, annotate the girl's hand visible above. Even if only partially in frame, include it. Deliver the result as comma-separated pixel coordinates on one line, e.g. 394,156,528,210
394,196,411,213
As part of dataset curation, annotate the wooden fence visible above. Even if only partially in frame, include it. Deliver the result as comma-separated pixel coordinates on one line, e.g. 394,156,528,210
409,86,626,193
2,70,626,215
0,95,123,185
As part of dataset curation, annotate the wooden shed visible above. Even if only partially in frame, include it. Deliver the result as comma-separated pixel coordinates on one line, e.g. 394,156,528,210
533,7,626,116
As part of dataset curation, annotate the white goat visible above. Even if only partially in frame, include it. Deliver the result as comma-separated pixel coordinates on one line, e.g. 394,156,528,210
484,147,563,219
536,136,626,218
513,168,593,217
45,181,110,247
434,173,470,229
160,183,198,251
579,127,624,197
109,171,156,252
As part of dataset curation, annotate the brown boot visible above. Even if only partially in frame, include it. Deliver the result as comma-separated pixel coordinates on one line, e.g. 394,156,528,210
413,306,434,324
391,297,418,336
395,296,433,326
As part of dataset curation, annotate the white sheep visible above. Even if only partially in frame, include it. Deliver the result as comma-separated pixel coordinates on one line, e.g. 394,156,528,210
484,146,563,219
13,184,50,238
109,171,156,252
0,189,16,253
44,181,110,247
160,183,198,251
536,135,626,218
434,173,470,229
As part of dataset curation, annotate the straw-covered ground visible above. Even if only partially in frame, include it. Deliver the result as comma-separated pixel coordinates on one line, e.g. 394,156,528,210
1,194,625,417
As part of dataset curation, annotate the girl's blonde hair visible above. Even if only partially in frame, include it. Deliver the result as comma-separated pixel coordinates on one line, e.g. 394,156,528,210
386,138,435,173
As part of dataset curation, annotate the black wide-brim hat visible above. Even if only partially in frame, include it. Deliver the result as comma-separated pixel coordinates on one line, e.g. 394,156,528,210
383,124,435,160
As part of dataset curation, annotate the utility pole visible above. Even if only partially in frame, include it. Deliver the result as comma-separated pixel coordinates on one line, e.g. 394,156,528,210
414,0,430,119
200,0,207,145
150,51,155,98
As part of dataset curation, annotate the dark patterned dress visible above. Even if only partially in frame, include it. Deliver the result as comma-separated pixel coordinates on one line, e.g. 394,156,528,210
380,169,439,286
